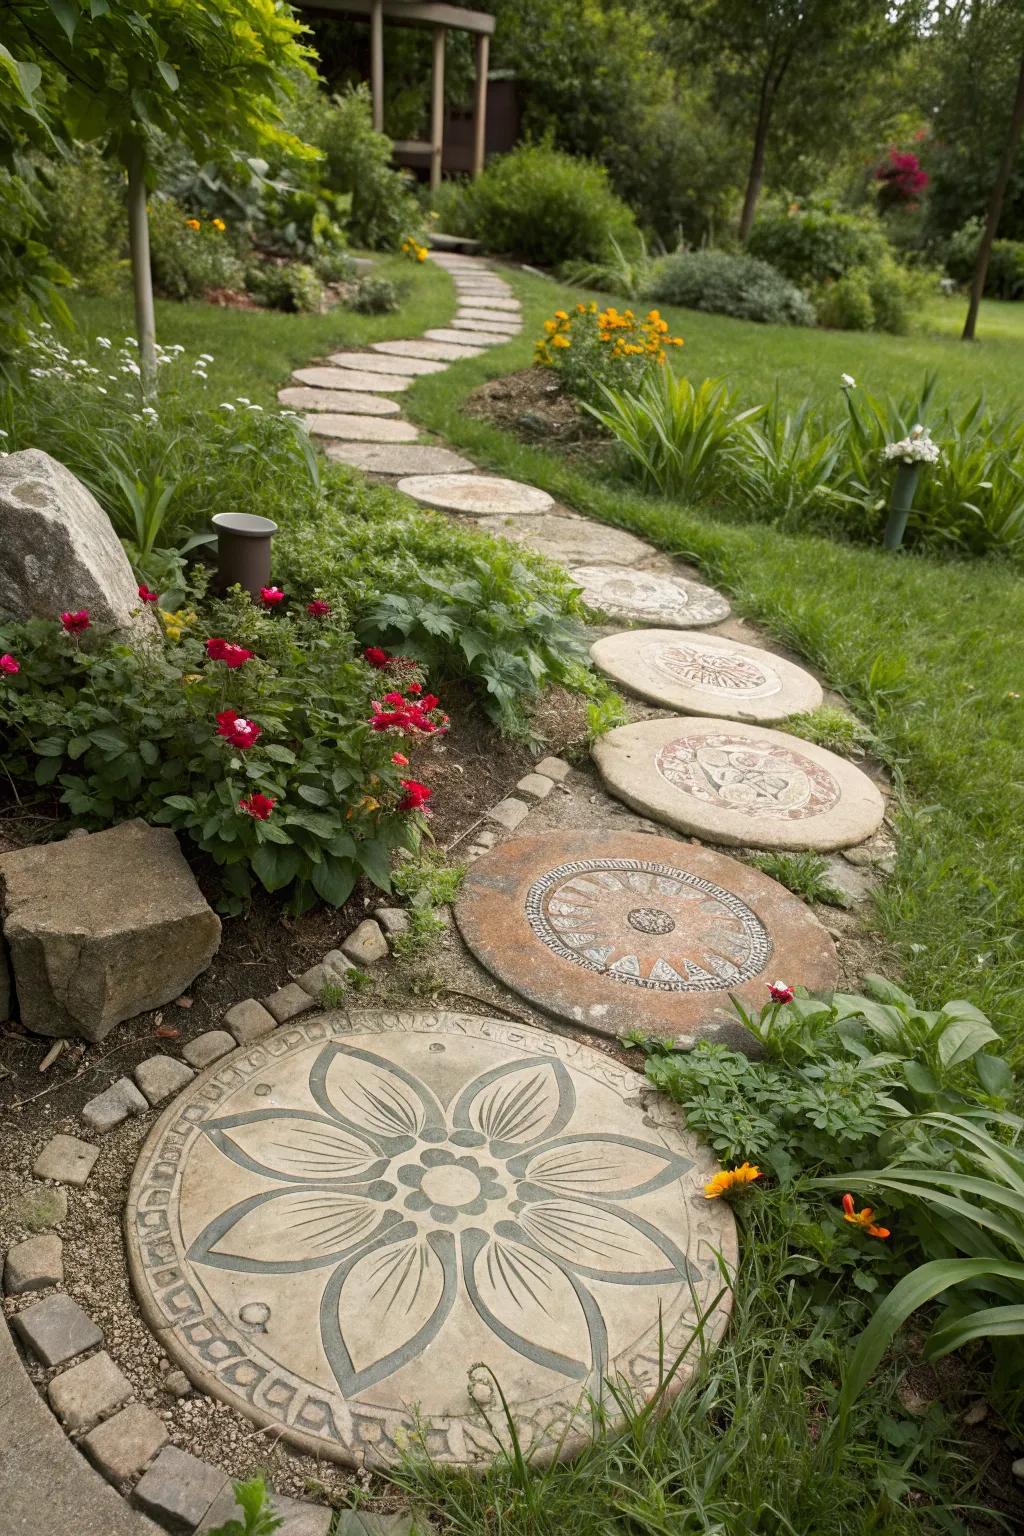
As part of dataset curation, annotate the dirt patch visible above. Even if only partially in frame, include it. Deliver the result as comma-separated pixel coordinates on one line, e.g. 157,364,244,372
466,368,614,471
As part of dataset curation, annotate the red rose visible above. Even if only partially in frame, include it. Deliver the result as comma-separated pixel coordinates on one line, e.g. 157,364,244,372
364,645,392,669
391,751,409,766
769,981,795,1004
60,610,90,633
307,600,332,618
239,791,276,820
216,708,262,749
206,637,254,669
0,653,19,675
398,778,432,813
260,586,285,606
407,681,423,695
137,585,159,604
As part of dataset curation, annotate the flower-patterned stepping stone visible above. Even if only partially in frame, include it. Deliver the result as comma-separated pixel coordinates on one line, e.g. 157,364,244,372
591,629,823,722
396,473,554,516
327,352,448,377
278,387,400,416
291,366,410,393
373,339,484,362
456,830,837,1044
424,327,514,347
593,718,885,851
305,414,418,443
570,566,730,628
324,443,476,475
125,1009,735,1469
474,513,665,568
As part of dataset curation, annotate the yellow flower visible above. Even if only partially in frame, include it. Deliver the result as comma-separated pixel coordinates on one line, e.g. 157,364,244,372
554,309,568,321
181,673,202,686
360,795,380,814
704,1163,762,1200
211,217,226,232
185,218,201,231
551,333,570,349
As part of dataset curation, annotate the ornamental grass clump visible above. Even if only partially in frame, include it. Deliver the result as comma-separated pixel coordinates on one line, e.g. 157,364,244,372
534,301,683,405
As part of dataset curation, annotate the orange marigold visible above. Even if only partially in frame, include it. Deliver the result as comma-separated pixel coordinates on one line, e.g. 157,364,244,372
704,1163,762,1199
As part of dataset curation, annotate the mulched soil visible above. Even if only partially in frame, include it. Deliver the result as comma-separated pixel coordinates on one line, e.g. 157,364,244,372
465,367,615,471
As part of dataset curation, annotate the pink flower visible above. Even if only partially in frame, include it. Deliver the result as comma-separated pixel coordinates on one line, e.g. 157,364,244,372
61,610,90,633
0,653,20,674
206,637,254,669
407,681,423,695
137,585,159,604
260,586,285,606
391,751,409,766
769,981,795,1005
239,791,276,820
307,600,331,618
398,778,432,813
216,708,262,749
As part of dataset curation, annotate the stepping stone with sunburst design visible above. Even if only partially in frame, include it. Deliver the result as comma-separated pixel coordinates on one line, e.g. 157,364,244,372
456,830,837,1044
593,718,885,851
125,1009,735,1469
591,629,823,721
570,566,730,628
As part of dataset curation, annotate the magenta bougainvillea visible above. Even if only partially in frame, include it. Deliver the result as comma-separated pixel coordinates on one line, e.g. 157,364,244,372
875,148,929,211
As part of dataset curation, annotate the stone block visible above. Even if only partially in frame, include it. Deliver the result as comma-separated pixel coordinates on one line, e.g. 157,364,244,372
298,954,354,996
340,920,388,966
33,1133,98,1185
200,1485,333,1535
132,1445,228,1534
473,829,498,849
48,1349,133,1432
0,449,160,642
264,983,315,1024
81,1076,149,1133
181,1031,235,1070
335,1516,430,1536
13,1184,67,1230
485,797,530,831
223,998,276,1043
534,756,571,783
0,820,221,1041
134,1054,194,1107
12,1292,102,1367
82,1402,168,1486
374,906,410,938
4,1233,63,1294
515,773,554,802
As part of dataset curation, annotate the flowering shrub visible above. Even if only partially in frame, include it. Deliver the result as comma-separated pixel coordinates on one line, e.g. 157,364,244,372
148,196,246,300
534,302,683,404
401,239,428,263
873,148,928,212
0,593,443,913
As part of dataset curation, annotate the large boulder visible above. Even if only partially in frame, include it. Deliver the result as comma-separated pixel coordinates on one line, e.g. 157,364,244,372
0,449,159,641
0,821,221,1041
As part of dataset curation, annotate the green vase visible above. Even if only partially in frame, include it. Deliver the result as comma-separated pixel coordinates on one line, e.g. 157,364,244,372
884,460,921,551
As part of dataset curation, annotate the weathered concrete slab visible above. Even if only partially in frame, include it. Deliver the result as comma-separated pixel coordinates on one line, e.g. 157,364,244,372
291,367,409,393
372,339,484,362
306,414,418,443
396,474,553,516
323,443,475,476
327,352,448,377
278,387,400,415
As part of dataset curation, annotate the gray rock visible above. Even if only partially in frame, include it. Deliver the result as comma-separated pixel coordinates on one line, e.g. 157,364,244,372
181,1031,235,1070
264,983,315,1024
485,797,530,831
200,1486,333,1535
81,1076,149,1133
132,1446,228,1534
48,1350,133,1432
341,920,389,966
4,1233,63,1294
534,756,572,782
13,1184,67,1231
297,954,354,996
163,1369,191,1399
0,820,221,1041
223,998,276,1043
33,1133,98,1186
0,449,160,642
1012,1456,1024,1482
515,773,554,801
374,906,410,938
13,1292,103,1367
82,1402,168,1485
134,1054,194,1107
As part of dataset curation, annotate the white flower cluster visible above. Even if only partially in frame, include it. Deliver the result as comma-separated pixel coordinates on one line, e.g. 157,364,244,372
882,424,941,466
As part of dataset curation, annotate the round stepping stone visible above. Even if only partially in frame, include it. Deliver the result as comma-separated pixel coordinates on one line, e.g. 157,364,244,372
593,718,885,851
278,388,399,417
425,327,515,347
475,512,663,567
327,351,448,377
591,629,823,721
324,442,475,475
373,339,484,362
570,566,730,628
126,1008,735,1468
291,366,407,394
306,414,418,443
396,473,554,516
455,830,837,1043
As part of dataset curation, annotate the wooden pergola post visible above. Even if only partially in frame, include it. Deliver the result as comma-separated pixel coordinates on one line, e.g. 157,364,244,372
370,0,384,132
472,30,489,176
430,24,446,194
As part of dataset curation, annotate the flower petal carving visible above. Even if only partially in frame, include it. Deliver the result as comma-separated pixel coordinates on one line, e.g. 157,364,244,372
507,1134,692,1202
508,1200,697,1284
188,1190,399,1273
203,1111,389,1185
309,1044,446,1150
451,1056,576,1153
320,1226,458,1394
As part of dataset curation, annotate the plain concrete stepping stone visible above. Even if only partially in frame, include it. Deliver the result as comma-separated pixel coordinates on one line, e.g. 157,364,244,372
13,1292,103,1366
4,1232,63,1293
82,1076,148,1133
570,566,730,628
450,294,520,311
278,387,400,416
593,718,886,852
456,829,838,1045
200,1484,332,1535
134,1054,194,1106
474,512,663,568
327,351,448,377
453,313,522,332
372,339,484,362
132,1445,228,1533
306,414,418,443
291,366,409,393
591,629,824,722
223,997,276,1043
126,1008,735,1469
34,1133,98,1185
83,1402,168,1485
48,1350,133,1432
181,1030,236,1070
324,442,475,476
396,473,553,516
424,327,514,347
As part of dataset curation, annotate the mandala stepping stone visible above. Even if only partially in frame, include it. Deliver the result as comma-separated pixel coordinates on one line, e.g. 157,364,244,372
324,443,475,476
456,831,837,1044
424,328,514,348
327,352,448,377
278,386,406,414
396,473,554,516
591,629,823,722
475,513,664,568
373,339,484,362
593,718,885,852
570,566,730,629
126,1009,735,1469
291,366,408,394
306,414,418,443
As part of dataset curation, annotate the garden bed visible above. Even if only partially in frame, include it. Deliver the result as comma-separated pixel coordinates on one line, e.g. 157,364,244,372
466,367,612,470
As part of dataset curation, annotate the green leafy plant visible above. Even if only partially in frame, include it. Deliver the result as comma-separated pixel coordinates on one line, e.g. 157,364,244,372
206,1477,283,1536
558,233,653,301
347,274,402,314
785,706,873,756
585,691,628,742
245,258,323,313
748,200,891,288
643,249,816,326
148,197,246,300
749,850,849,907
297,81,423,251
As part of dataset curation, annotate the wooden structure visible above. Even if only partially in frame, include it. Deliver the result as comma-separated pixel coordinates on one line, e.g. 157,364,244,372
298,1,496,192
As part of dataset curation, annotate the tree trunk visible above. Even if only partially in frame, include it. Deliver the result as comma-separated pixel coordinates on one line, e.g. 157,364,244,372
962,47,1024,341
738,73,774,242
125,139,158,393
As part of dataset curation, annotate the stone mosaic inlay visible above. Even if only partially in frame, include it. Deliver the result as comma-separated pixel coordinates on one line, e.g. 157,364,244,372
655,733,841,822
641,639,782,700
569,566,730,628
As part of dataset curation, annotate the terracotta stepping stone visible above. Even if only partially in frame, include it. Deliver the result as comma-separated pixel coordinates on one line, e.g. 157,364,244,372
424,327,514,348
324,443,475,475
396,473,553,516
126,1008,735,1468
278,386,402,414
570,566,730,628
593,718,886,851
475,512,663,567
327,352,448,377
455,829,837,1044
291,367,408,394
591,629,823,721
306,414,418,443
373,339,484,362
